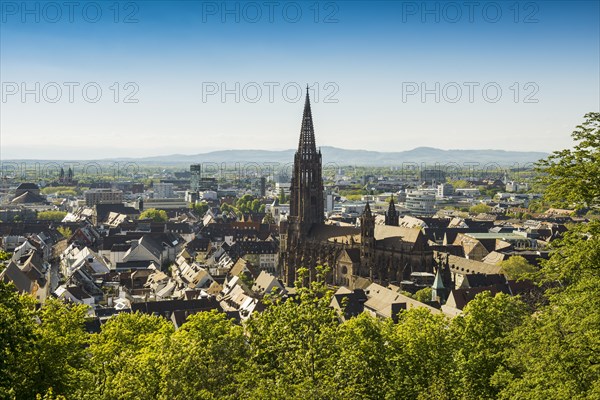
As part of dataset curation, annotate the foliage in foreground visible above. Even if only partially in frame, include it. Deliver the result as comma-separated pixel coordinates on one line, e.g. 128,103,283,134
2,232,599,400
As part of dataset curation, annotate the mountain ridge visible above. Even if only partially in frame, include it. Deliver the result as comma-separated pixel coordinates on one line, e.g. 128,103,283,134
2,146,549,166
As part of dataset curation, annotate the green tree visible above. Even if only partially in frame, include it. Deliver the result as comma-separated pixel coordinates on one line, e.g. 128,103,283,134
387,308,458,399
191,201,209,217
32,299,89,398
452,292,528,400
492,113,600,398
482,187,501,199
278,188,287,204
81,312,173,400
36,387,67,400
345,194,362,201
139,208,168,222
262,212,276,224
469,203,491,214
450,180,470,189
57,226,72,239
0,283,37,399
330,314,392,398
241,267,339,398
499,256,537,280
537,220,600,285
494,276,600,399
0,251,11,262
413,287,433,303
235,194,255,213
220,202,237,215
159,311,247,399
536,112,600,209
37,211,67,222
527,199,548,213
238,271,254,288
41,186,81,195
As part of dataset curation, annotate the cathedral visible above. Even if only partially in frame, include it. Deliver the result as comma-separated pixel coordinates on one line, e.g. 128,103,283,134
280,89,433,288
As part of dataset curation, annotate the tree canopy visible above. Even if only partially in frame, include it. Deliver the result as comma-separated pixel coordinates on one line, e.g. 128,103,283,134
191,201,209,217
37,211,67,222
469,203,492,214
536,112,600,209
499,256,537,280
139,208,168,222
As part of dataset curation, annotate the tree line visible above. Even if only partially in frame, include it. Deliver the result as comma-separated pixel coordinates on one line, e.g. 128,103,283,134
1,227,598,400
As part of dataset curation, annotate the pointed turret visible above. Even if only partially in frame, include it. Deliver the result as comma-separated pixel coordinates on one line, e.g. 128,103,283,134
364,201,372,218
360,201,375,240
360,200,376,280
385,194,399,226
432,267,446,304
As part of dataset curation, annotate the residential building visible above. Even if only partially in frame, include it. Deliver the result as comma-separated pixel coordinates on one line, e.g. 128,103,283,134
154,182,174,199
405,190,436,215
85,189,123,206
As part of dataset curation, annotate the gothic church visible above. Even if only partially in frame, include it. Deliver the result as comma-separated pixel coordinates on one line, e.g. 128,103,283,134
280,89,433,287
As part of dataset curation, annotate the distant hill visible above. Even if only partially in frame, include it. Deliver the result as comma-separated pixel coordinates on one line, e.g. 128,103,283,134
3,146,548,166
111,146,548,166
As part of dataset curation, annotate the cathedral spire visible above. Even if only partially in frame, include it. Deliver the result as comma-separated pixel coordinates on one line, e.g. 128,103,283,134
288,86,324,229
298,86,317,154
284,84,325,285
364,201,372,217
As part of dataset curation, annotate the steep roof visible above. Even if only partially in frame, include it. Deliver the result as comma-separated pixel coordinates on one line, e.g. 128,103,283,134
447,285,509,310
138,236,163,260
464,274,506,288
252,271,283,295
436,251,503,275
330,288,367,321
342,248,361,263
11,191,47,204
1,262,33,293
364,283,440,318
131,298,221,317
16,183,40,190
374,225,422,244
308,224,360,242
482,251,508,264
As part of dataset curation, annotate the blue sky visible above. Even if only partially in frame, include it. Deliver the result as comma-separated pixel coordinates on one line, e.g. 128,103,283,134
1,0,599,159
